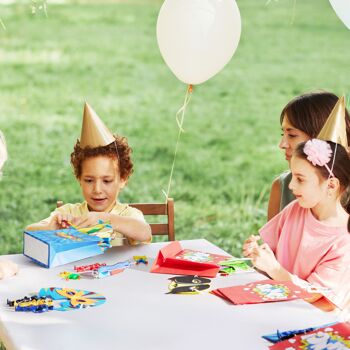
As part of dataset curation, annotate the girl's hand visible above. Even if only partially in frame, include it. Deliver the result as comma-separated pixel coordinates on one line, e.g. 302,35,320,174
49,213,74,230
74,212,111,228
242,235,260,257
0,260,18,279
250,243,280,275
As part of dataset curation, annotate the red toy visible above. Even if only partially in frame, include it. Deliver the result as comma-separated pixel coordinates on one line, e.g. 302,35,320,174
74,263,106,272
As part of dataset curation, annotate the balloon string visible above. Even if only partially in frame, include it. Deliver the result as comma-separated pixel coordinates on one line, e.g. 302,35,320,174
290,0,297,25
163,84,193,202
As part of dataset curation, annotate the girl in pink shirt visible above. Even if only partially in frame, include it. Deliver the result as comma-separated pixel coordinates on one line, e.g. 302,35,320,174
243,139,350,307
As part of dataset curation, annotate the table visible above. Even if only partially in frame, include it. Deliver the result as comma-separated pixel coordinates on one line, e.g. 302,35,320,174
0,239,338,350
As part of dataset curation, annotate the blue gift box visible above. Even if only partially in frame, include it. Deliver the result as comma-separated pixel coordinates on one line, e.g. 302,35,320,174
23,228,104,268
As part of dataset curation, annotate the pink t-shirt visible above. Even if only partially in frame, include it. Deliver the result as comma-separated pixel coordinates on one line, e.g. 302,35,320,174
260,200,350,304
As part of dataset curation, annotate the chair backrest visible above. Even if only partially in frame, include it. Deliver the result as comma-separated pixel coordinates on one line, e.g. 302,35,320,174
129,198,175,241
56,198,175,241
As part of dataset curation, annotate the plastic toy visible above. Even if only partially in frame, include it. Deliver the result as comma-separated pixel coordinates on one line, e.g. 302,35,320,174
133,255,148,265
7,295,54,313
74,262,106,272
93,260,131,278
59,271,81,280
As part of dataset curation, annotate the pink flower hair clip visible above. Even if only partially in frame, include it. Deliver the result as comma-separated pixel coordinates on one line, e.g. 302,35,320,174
303,139,334,177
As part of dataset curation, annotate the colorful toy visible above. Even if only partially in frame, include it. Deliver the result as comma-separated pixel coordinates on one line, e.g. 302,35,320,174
15,304,53,313
93,260,131,279
268,322,350,349
59,271,81,280
262,322,337,343
74,262,106,272
133,256,148,265
39,287,106,311
7,295,54,313
218,258,253,275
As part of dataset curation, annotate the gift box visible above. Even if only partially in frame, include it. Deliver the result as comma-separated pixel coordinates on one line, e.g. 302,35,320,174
150,241,231,277
23,228,107,268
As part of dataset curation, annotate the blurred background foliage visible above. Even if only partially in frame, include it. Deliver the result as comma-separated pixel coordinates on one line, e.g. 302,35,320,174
0,0,350,255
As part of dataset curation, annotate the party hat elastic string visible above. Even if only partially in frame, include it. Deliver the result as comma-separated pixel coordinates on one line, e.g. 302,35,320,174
163,84,193,202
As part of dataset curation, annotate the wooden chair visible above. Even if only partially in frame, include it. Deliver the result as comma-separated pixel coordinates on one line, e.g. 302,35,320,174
56,198,175,241
130,198,175,241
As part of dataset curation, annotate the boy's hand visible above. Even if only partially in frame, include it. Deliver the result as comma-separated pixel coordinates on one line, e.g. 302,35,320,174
74,212,111,228
250,243,279,275
48,212,75,230
242,235,260,258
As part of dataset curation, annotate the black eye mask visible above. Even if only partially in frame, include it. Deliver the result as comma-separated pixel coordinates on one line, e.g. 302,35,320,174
167,275,212,294
168,275,211,285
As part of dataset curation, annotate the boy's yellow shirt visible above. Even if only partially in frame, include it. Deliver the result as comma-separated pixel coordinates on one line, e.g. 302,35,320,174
41,201,151,246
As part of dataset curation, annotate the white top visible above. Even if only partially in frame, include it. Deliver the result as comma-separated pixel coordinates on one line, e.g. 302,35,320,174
0,239,337,350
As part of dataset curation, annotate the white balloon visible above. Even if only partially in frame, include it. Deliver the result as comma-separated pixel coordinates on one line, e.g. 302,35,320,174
157,0,241,85
329,0,350,30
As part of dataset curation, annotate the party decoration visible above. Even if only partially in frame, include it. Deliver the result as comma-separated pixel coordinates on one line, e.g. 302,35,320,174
59,271,81,280
262,322,337,344
92,260,131,278
157,0,241,85
269,322,350,349
133,256,148,265
329,0,350,30
167,275,211,295
218,258,254,275
150,241,231,277
39,287,106,311
80,102,115,148
23,221,113,268
211,280,312,305
317,95,349,151
23,226,112,268
74,262,106,272
7,295,54,313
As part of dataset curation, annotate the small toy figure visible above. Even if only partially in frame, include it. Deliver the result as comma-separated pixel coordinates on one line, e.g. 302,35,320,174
59,271,81,280
74,262,106,272
15,304,53,313
218,258,253,275
93,260,131,278
133,255,148,265
7,296,54,313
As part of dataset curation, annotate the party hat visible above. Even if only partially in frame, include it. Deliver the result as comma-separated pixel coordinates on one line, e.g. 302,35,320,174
80,103,115,148
317,96,349,151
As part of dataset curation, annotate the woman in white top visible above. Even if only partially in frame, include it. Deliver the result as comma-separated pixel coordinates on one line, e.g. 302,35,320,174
0,131,18,279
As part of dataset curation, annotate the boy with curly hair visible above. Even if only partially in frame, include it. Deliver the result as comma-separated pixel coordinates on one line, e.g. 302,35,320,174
26,103,151,246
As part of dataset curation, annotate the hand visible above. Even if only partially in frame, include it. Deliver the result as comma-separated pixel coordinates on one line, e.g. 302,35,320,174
242,235,260,258
250,243,280,275
74,212,111,229
0,260,18,279
48,212,75,230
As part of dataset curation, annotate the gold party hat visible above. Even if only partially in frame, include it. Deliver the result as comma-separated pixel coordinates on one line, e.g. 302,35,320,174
317,96,349,151
80,103,115,148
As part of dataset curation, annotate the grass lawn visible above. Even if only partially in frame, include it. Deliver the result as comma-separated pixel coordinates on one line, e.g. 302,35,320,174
0,0,350,256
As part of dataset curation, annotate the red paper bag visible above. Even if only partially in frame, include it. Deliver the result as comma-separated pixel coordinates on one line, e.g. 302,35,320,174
269,322,350,349
150,241,230,277
213,280,312,305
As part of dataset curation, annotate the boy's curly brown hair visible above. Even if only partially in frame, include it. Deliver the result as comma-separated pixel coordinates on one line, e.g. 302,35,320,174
70,135,133,181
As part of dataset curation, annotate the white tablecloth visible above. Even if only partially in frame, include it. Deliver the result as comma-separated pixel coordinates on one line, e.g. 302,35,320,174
0,239,338,350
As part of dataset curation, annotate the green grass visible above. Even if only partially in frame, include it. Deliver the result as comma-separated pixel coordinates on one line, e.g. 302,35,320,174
0,0,350,256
